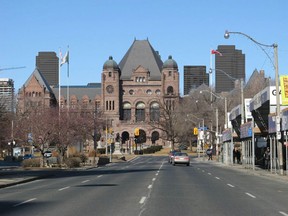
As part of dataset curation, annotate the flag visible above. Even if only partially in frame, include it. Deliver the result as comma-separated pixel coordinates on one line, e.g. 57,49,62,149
280,75,288,105
211,49,222,56
60,51,69,66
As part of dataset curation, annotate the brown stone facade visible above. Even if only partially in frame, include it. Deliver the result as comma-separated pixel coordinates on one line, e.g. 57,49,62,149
17,40,180,149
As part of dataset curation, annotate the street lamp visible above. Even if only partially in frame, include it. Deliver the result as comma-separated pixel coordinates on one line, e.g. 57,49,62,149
187,114,205,159
224,30,282,173
200,90,227,129
209,68,244,124
201,90,227,158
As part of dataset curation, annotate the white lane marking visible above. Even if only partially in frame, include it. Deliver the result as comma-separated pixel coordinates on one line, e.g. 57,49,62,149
208,173,212,175
97,175,103,178
152,178,156,181
148,185,152,189
215,177,220,180
139,196,146,204
13,198,37,207
155,173,159,176
279,211,288,216
227,184,235,188
245,192,256,198
58,186,70,191
202,170,205,172
82,180,90,183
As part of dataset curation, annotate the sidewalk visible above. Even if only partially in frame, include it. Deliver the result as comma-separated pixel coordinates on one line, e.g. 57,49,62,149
194,155,288,182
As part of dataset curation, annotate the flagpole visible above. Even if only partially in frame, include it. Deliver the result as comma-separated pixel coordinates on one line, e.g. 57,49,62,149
209,49,213,105
58,48,61,116
67,46,70,111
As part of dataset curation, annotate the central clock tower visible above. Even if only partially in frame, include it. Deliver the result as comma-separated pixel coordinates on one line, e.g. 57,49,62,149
101,56,121,119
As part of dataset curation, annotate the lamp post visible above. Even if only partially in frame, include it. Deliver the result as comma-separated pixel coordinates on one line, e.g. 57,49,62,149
200,90,227,129
187,114,205,159
224,30,282,174
201,90,227,158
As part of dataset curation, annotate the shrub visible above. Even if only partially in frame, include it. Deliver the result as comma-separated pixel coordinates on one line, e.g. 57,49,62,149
64,157,81,168
22,158,41,167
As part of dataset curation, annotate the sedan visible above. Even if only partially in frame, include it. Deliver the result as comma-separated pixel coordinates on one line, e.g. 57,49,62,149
168,150,180,163
172,152,190,166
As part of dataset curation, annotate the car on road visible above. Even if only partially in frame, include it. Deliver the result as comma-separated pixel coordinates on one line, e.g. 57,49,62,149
168,150,180,163
171,152,190,166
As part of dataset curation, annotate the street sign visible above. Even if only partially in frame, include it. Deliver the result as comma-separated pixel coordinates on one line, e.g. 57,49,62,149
198,126,208,131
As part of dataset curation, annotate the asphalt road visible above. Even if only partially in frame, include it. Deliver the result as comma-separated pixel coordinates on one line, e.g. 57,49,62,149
1,156,288,216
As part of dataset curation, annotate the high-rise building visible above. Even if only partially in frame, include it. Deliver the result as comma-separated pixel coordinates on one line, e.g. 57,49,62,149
183,66,208,95
215,45,245,93
36,52,59,86
0,78,14,112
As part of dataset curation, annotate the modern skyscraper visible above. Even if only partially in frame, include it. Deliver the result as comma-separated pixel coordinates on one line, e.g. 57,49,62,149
183,66,209,95
215,45,245,93
0,78,14,112
36,52,59,86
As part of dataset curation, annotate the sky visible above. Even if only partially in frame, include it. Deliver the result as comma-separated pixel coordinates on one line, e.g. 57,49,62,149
1,0,288,95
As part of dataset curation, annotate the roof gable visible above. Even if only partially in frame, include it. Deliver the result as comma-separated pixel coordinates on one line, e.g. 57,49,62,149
119,40,163,81
20,68,53,93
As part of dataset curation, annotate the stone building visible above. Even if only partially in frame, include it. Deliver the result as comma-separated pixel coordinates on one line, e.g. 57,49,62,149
17,39,180,148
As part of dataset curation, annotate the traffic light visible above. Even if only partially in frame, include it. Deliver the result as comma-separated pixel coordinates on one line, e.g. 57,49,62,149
134,128,139,136
193,127,198,135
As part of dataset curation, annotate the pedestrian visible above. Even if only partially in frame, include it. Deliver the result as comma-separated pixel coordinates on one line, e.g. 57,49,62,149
206,148,213,160
233,148,237,164
236,149,241,164
263,147,270,169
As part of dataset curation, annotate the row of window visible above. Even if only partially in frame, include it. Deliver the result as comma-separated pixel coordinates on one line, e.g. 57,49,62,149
122,101,160,122
135,77,146,82
25,92,42,97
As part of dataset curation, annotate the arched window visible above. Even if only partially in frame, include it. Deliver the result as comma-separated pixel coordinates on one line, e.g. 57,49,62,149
167,86,174,95
123,102,131,120
150,102,160,121
151,131,160,144
136,102,145,122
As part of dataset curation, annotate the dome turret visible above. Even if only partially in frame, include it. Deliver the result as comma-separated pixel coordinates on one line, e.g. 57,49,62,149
163,55,178,69
103,56,118,70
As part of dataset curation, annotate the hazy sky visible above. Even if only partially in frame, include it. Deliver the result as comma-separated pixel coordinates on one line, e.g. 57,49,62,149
1,0,288,95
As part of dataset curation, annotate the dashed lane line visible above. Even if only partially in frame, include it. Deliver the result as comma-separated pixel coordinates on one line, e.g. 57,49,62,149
245,192,256,198
13,198,37,207
139,196,146,204
227,184,235,188
58,186,70,191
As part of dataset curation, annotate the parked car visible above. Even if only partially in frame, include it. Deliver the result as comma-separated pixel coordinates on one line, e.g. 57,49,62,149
171,152,190,166
23,154,34,160
168,150,180,163
44,151,52,158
